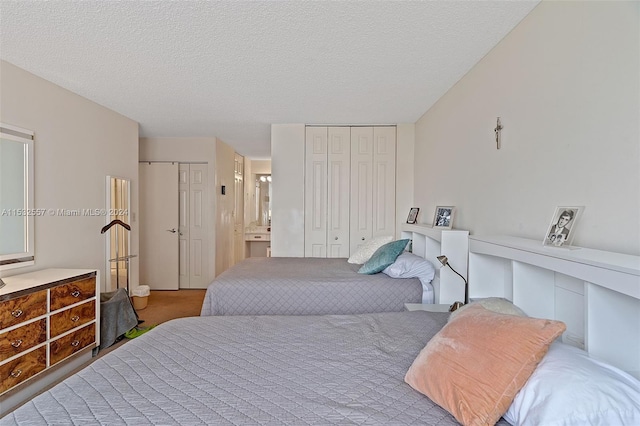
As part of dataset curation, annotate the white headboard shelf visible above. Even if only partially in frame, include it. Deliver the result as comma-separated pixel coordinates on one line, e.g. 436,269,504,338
469,235,640,379
401,224,469,305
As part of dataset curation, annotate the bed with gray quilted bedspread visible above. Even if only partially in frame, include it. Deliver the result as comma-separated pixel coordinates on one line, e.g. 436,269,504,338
0,311,503,426
201,257,424,316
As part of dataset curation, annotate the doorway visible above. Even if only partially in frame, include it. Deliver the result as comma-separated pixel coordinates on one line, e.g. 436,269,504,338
179,163,209,288
139,162,209,290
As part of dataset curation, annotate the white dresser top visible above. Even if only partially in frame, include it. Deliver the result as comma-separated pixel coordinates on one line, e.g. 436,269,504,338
1,268,97,298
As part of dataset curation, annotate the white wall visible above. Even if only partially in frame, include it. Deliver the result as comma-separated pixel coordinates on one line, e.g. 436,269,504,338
0,61,140,290
215,139,236,276
414,1,639,256
396,123,415,238
271,124,305,257
139,137,219,280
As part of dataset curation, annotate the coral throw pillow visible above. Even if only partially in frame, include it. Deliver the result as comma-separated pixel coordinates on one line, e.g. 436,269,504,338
404,304,566,426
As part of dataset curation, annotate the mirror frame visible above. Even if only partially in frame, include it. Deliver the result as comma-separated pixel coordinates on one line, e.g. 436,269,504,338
105,175,131,292
0,124,35,270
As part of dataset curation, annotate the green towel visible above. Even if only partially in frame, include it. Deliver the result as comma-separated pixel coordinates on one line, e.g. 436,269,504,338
124,325,156,339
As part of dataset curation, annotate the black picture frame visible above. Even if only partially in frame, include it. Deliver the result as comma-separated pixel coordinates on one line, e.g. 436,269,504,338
406,207,419,224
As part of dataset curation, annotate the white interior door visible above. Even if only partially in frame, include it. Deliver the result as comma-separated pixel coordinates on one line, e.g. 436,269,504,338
178,165,190,288
139,162,179,290
350,127,374,255
188,164,208,288
178,163,209,289
304,126,328,257
327,127,350,258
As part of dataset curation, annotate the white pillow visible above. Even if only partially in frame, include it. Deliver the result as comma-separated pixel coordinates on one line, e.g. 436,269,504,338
504,342,640,426
448,297,527,322
383,252,435,303
347,235,393,264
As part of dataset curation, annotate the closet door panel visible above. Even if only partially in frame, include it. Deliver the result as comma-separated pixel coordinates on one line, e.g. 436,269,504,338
304,127,328,257
327,127,351,258
178,165,190,288
373,127,396,237
350,127,374,255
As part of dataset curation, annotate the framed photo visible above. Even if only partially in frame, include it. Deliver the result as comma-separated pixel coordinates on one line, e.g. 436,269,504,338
406,207,419,224
543,206,583,247
433,206,455,229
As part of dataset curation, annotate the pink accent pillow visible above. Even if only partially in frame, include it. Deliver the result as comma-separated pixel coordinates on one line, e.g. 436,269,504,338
405,304,566,426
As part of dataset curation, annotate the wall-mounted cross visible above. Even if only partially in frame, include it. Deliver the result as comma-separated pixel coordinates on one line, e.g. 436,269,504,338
494,117,503,149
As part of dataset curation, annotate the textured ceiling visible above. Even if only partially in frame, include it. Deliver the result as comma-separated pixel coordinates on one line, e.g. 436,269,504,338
0,1,539,158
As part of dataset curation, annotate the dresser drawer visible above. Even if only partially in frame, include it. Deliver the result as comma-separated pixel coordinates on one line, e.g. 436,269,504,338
50,277,96,311
50,324,95,366
0,290,47,330
0,319,46,362
0,346,46,394
50,300,96,338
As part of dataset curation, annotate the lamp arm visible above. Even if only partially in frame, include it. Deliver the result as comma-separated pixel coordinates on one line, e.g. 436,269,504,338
446,263,469,304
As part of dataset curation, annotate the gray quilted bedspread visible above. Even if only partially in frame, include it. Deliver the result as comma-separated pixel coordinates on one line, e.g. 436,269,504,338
1,311,468,426
201,257,423,316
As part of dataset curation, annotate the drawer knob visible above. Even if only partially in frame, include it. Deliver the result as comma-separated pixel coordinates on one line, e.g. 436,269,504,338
10,369,22,378
71,340,80,347
361,237,365,241
71,290,81,297
334,237,338,240
11,309,23,318
71,315,80,322
11,339,23,348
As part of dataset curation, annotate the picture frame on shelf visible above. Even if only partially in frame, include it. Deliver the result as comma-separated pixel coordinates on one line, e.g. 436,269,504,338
433,206,455,229
406,207,419,224
543,206,583,247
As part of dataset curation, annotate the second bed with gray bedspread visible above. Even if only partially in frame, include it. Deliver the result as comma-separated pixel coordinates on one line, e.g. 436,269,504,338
201,257,424,316
3,311,469,425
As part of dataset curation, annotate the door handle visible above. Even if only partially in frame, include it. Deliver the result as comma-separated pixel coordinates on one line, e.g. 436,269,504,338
166,228,177,233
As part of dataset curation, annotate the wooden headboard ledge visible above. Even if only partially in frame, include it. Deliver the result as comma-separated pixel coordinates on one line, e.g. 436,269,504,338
469,235,640,379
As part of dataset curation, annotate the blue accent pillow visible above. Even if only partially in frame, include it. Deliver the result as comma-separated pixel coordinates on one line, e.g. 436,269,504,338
358,239,410,275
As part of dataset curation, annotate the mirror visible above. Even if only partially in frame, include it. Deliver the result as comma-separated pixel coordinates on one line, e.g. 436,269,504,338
0,124,35,270
255,174,271,226
105,176,131,292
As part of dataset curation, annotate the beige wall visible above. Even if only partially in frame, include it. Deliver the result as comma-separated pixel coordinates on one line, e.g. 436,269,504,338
0,61,140,290
414,1,639,255
139,137,218,281
215,139,236,276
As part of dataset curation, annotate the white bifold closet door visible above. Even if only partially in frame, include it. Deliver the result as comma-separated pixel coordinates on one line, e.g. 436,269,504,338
178,164,209,289
304,127,350,257
349,126,396,255
304,126,396,258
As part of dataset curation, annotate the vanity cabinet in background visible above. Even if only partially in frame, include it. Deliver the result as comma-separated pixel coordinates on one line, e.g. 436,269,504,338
0,269,99,416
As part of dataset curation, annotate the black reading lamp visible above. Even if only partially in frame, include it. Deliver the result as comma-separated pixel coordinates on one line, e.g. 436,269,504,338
437,255,468,312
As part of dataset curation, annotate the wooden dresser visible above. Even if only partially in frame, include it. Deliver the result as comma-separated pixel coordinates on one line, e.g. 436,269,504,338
0,269,100,415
